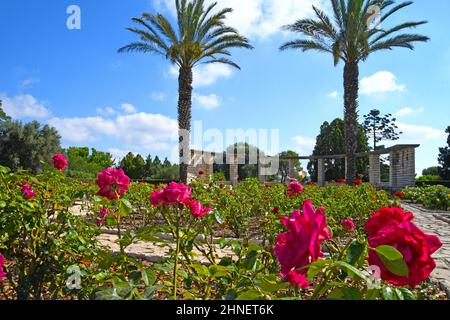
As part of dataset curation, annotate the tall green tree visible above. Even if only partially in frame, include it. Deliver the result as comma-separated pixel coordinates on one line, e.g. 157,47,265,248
363,109,402,150
119,0,253,182
0,100,10,122
66,147,114,178
280,0,428,184
307,118,370,181
278,150,303,183
0,119,61,173
438,126,450,180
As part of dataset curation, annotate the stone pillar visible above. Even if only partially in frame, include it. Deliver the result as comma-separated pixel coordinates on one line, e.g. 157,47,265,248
258,156,266,183
389,151,400,190
288,159,295,179
230,155,238,186
398,147,416,189
369,154,381,186
317,158,325,187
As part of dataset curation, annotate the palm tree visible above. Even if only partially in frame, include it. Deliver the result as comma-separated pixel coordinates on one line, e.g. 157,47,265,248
119,0,253,183
280,0,428,184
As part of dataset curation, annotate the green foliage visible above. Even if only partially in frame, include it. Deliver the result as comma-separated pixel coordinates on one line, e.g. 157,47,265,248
438,126,450,180
307,119,370,181
280,0,428,65
403,185,450,211
422,166,440,177
0,119,61,173
119,153,179,181
278,150,303,183
66,147,114,179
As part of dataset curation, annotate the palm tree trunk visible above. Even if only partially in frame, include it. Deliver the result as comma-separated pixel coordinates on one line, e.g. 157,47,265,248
177,66,193,184
343,62,359,184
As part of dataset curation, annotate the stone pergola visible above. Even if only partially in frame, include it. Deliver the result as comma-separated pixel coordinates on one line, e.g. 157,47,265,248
187,144,419,191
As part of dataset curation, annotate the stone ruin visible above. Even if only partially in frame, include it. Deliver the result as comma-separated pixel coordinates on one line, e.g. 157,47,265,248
187,144,420,191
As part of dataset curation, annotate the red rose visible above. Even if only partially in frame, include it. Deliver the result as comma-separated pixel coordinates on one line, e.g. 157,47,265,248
272,207,279,215
96,168,131,200
198,170,205,176
366,206,414,236
341,219,355,232
275,200,331,287
394,191,405,199
188,199,212,219
353,179,363,185
51,154,68,171
336,179,346,184
366,207,442,287
287,181,304,197
150,182,192,207
285,270,310,288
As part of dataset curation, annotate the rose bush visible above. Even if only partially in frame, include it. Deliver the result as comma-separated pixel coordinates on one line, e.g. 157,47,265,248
0,163,445,300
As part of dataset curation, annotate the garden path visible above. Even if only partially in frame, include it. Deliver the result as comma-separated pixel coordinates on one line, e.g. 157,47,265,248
401,202,450,296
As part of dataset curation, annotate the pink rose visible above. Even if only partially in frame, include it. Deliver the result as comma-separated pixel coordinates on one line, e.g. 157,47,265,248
96,168,131,200
150,182,192,207
367,207,442,287
189,200,212,219
341,219,355,232
21,183,36,200
285,270,310,288
0,254,6,281
97,208,110,226
51,154,68,171
274,200,331,287
287,181,304,197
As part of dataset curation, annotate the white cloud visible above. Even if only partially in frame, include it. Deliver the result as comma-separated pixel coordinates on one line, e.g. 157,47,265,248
156,0,329,39
1,93,51,119
20,77,40,88
121,103,137,114
108,148,132,163
168,64,234,87
96,107,117,116
193,64,234,87
328,91,339,98
193,93,220,110
152,92,167,102
360,71,406,96
292,136,316,155
396,122,446,142
48,112,178,151
395,107,424,117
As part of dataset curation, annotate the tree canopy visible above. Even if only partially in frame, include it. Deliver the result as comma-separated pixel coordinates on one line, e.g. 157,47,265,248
0,119,61,173
438,126,450,180
307,118,370,181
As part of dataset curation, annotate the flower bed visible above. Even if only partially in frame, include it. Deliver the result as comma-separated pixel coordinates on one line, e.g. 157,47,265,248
403,185,450,211
0,159,447,300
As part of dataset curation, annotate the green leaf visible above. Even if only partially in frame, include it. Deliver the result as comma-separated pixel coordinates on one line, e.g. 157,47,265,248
382,286,397,300
258,278,289,293
375,245,409,277
307,259,331,282
236,290,264,300
209,265,232,278
396,287,416,300
95,288,123,300
335,261,371,283
327,288,362,300
119,198,133,217
346,239,368,267
142,269,157,286
214,210,225,224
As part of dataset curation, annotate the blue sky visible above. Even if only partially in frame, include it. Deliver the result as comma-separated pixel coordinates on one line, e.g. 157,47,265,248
0,0,449,175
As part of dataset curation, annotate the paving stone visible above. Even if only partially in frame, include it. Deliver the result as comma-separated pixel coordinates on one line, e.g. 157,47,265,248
402,202,450,296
